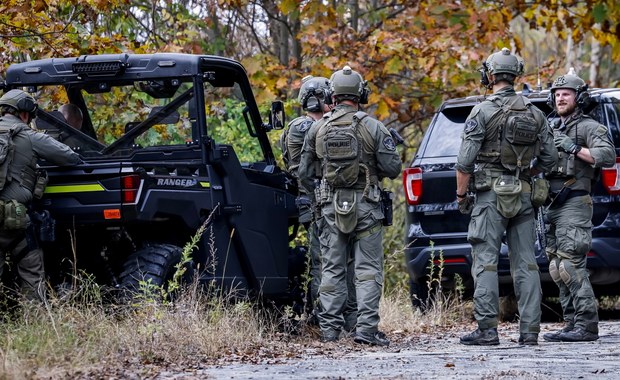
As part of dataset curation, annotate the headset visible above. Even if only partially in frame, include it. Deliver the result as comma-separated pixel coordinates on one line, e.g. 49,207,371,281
548,83,591,111
479,62,490,88
302,86,326,113
359,81,370,104
17,96,38,114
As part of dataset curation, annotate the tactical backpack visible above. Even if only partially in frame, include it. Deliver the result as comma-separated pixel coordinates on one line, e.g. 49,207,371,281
320,111,368,188
0,124,24,191
478,95,541,176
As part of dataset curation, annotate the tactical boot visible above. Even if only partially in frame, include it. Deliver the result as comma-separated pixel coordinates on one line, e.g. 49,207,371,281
460,328,500,346
518,333,538,346
556,327,599,342
354,331,390,347
542,324,574,342
320,330,341,343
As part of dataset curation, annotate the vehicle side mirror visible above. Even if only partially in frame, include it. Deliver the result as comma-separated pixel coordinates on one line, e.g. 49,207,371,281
267,100,285,130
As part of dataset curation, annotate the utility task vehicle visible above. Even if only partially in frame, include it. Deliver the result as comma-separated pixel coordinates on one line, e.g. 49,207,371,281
1,53,305,306
402,87,620,307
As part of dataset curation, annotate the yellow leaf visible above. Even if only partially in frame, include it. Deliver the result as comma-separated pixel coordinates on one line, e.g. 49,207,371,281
279,0,299,15
376,100,390,120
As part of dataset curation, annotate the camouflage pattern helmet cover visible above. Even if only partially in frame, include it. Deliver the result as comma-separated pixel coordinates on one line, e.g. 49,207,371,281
0,89,38,114
551,73,586,93
329,66,367,98
485,48,524,77
297,75,330,104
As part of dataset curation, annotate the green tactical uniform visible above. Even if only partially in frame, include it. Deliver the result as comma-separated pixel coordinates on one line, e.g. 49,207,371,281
546,111,615,335
281,115,326,316
299,103,401,339
0,112,81,300
456,86,557,335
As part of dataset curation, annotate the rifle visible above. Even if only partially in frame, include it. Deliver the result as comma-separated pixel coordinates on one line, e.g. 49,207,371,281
534,206,546,254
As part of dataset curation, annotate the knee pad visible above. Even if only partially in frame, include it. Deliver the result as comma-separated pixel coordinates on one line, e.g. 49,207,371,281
558,261,574,286
549,260,562,284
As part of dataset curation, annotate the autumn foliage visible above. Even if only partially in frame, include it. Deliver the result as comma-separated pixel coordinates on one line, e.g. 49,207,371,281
2,1,619,139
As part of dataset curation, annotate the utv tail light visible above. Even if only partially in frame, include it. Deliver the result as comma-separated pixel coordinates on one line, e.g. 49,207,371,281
601,157,620,195
403,167,423,205
121,174,141,204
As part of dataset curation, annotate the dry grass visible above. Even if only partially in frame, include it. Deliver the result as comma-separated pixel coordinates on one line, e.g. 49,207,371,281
0,284,278,379
380,287,473,335
0,277,475,379
0,208,474,378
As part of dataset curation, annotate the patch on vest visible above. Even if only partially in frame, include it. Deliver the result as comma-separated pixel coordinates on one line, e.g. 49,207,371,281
383,136,396,151
464,119,477,133
298,120,313,133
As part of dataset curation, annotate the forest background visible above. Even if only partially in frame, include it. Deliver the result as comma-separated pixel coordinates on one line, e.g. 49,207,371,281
1,0,620,291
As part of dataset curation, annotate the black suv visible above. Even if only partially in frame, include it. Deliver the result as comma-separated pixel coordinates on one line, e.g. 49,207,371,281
403,87,620,306
1,53,306,307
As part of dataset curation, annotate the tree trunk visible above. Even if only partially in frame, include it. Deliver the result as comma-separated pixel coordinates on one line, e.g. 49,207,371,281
349,0,359,32
279,15,289,65
565,34,574,74
590,35,601,86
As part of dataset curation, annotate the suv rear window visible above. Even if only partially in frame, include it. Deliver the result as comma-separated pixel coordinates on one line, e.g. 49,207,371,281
422,106,470,157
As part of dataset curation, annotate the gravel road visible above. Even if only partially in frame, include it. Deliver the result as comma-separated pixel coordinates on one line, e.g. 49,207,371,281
195,321,620,379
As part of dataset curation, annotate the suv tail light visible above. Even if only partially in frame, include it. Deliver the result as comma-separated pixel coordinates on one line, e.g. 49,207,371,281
601,157,620,196
403,167,423,205
121,174,141,204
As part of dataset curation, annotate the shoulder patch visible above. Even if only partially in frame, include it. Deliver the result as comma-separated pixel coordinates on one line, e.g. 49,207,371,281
594,124,609,137
464,119,478,133
383,136,396,151
298,120,313,133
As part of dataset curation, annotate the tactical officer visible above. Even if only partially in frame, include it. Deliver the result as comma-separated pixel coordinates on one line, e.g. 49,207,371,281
280,75,351,323
0,89,81,300
298,66,402,346
456,48,558,346
542,71,615,342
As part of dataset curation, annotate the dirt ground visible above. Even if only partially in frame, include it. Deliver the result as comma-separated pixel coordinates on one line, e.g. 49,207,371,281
147,320,620,380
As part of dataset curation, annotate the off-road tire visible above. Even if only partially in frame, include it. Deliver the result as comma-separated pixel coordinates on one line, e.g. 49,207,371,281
119,243,187,299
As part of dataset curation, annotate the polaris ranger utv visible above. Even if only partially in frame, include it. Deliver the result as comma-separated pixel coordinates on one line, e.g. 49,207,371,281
1,53,305,306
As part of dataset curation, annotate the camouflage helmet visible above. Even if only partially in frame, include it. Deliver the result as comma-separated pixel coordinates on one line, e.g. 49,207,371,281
329,66,368,103
551,72,586,93
485,48,524,77
0,89,38,114
297,75,330,106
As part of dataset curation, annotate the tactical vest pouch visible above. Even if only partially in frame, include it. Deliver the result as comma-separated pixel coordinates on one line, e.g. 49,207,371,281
33,170,49,200
323,119,360,188
333,189,357,234
0,127,20,191
504,112,538,145
493,175,522,218
530,177,550,208
3,200,29,230
498,97,540,172
474,169,494,191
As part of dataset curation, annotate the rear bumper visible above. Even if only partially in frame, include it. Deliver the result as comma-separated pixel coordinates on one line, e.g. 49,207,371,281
404,241,550,286
587,236,620,287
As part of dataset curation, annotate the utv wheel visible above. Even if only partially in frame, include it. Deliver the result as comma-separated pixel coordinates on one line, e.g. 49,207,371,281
119,243,190,300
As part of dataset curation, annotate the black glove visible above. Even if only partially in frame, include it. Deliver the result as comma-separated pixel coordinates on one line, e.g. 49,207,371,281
457,195,474,215
554,133,581,155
